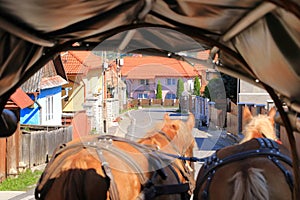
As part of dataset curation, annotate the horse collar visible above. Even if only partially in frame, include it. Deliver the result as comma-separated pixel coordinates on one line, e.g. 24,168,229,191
199,138,293,200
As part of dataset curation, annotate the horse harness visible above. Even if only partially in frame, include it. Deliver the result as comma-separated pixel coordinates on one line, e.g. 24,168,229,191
100,134,194,200
35,134,193,200
198,138,294,200
137,131,195,199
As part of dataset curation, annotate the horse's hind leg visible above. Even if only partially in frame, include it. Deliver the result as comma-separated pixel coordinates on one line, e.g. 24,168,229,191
44,169,110,200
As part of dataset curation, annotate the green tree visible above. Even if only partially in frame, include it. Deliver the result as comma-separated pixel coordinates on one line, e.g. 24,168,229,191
176,78,184,99
193,76,201,96
202,78,225,100
203,85,210,99
156,80,162,99
202,74,237,103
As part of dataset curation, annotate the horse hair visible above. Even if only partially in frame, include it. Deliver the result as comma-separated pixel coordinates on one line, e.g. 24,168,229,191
230,167,269,200
241,114,276,144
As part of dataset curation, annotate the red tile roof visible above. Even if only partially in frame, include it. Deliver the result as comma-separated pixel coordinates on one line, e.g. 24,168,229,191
121,56,199,78
194,50,213,71
61,51,103,75
9,88,34,109
197,50,210,60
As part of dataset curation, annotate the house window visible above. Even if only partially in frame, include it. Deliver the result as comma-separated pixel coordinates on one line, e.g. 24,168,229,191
45,96,54,121
167,78,176,85
140,79,149,85
165,93,176,99
138,93,148,99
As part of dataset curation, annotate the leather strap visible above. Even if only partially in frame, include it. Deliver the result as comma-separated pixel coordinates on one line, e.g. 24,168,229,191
96,148,119,200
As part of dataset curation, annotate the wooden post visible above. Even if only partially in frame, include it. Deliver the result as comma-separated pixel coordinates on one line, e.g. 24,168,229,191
0,138,6,181
255,104,265,115
238,103,255,135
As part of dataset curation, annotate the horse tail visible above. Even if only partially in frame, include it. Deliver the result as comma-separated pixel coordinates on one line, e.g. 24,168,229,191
230,168,269,200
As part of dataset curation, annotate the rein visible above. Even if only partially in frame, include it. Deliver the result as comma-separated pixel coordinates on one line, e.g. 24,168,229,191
155,151,206,163
158,138,293,166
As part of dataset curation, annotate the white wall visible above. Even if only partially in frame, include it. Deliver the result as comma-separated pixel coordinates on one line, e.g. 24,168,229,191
40,90,62,125
238,80,272,105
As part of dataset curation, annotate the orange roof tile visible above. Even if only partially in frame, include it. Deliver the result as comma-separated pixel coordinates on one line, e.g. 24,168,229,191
197,50,210,60
121,56,198,78
194,50,214,71
9,88,34,109
61,51,103,75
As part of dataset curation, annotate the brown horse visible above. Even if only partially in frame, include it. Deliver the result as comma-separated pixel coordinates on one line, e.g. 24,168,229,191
35,113,195,200
193,107,294,200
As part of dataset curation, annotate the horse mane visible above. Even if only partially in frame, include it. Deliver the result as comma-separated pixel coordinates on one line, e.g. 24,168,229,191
240,114,276,144
140,116,195,154
174,118,195,154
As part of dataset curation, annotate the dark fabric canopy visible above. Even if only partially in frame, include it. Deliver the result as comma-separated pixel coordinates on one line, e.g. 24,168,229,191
0,0,299,131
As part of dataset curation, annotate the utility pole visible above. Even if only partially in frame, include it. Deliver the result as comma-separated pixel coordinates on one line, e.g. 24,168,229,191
102,51,108,133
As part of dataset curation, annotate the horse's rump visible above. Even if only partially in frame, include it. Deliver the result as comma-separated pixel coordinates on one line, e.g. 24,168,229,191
194,138,294,200
35,135,192,200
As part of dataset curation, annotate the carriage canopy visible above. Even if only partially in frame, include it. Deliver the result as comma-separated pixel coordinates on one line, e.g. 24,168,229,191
0,0,299,134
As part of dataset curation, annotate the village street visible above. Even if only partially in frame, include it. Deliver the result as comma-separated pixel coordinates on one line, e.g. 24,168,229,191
1,107,236,200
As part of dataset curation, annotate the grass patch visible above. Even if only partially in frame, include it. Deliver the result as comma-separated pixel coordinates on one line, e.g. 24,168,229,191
120,107,138,113
0,170,42,191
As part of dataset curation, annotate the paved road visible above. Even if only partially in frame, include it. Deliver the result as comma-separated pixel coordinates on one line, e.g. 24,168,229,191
113,107,190,138
1,107,236,199
0,189,35,200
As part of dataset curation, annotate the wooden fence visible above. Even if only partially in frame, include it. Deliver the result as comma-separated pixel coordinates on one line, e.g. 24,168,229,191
128,99,179,108
0,125,72,182
0,124,21,181
21,126,72,168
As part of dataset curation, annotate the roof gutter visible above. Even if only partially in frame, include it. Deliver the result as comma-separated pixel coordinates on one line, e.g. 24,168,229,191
61,87,72,100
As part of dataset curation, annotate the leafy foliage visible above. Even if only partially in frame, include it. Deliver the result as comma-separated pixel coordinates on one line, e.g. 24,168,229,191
176,78,184,99
203,73,237,103
221,73,237,103
203,84,210,99
156,80,162,99
202,78,225,100
193,76,201,96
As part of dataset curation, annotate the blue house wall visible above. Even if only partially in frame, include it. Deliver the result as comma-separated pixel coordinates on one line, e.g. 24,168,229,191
20,94,40,124
20,87,61,125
